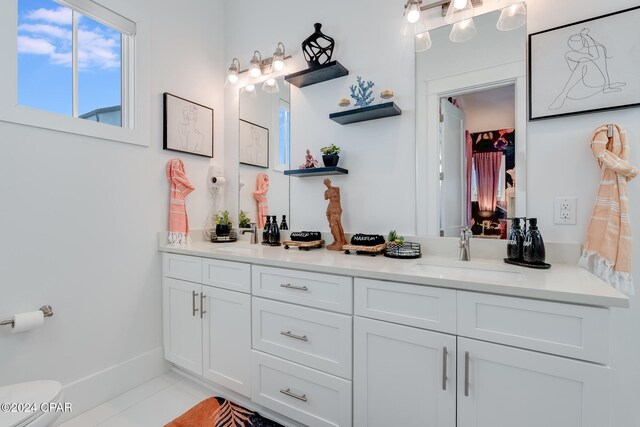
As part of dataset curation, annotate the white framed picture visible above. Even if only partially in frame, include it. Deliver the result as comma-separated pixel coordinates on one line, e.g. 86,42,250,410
529,6,640,120
163,93,214,158
239,119,269,168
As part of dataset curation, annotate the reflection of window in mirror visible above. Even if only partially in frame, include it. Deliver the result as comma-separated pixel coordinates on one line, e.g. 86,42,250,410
274,99,290,172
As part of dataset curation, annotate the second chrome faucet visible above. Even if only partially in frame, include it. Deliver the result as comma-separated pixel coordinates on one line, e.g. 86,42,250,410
459,227,471,261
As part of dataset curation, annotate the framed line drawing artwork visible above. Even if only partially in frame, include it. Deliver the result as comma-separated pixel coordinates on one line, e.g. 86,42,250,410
239,119,269,168
163,93,214,158
529,6,640,121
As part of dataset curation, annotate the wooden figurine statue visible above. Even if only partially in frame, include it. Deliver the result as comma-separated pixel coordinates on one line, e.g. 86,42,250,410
323,178,347,251
300,149,318,169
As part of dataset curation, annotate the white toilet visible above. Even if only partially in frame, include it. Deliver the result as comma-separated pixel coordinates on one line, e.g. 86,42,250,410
0,381,63,427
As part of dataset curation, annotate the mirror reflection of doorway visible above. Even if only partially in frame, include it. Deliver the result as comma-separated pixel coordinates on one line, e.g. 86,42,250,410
439,84,516,240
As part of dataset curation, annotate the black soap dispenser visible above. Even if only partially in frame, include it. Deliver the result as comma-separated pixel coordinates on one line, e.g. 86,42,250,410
269,215,280,245
523,218,546,264
262,216,271,243
507,218,525,261
280,215,289,230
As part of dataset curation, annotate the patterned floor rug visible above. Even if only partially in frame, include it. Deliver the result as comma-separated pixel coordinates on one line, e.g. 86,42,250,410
165,396,284,427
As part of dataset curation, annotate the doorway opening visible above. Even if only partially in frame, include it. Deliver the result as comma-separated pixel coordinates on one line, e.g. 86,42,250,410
439,83,516,239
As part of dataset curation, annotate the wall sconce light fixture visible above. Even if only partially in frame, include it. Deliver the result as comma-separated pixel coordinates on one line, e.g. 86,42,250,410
404,0,526,50
226,43,292,91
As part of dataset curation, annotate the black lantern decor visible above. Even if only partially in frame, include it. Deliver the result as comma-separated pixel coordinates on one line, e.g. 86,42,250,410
302,23,335,69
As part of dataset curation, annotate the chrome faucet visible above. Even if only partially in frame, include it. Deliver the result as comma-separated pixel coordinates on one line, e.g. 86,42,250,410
459,227,471,261
242,223,258,244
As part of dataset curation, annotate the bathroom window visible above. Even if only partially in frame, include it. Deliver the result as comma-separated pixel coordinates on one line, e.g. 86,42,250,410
0,0,147,144
17,0,134,127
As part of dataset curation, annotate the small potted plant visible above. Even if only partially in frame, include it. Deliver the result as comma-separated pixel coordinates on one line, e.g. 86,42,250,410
387,230,405,251
320,143,341,167
214,210,232,236
238,210,251,228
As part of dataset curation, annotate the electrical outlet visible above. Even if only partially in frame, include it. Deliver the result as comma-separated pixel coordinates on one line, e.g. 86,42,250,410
554,197,577,225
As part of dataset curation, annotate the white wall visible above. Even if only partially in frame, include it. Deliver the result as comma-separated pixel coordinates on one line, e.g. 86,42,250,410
224,0,640,424
458,85,516,133
0,0,225,415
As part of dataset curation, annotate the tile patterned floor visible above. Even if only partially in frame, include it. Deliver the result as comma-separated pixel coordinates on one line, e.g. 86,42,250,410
58,371,213,427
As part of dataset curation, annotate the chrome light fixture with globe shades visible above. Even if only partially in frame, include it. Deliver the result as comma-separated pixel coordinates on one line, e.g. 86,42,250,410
403,0,526,51
225,42,292,93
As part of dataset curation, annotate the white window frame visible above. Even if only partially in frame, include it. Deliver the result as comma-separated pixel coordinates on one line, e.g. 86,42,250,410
0,0,150,146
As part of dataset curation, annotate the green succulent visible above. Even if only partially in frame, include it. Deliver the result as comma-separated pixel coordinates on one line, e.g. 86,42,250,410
214,210,232,226
320,144,341,155
238,210,251,228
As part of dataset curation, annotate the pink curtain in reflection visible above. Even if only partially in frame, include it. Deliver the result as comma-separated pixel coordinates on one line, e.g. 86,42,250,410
474,152,502,212
466,131,473,226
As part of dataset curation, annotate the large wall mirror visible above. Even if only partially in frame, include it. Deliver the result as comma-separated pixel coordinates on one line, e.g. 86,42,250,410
416,10,527,239
238,76,291,231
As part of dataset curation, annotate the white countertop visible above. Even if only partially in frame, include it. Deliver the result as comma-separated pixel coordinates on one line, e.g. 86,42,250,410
158,239,629,308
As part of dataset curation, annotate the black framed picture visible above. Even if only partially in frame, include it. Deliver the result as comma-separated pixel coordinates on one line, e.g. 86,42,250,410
163,93,214,158
239,119,269,168
529,6,640,120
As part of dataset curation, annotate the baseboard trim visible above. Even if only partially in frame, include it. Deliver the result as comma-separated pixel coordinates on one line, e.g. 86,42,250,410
58,347,169,423
170,367,305,427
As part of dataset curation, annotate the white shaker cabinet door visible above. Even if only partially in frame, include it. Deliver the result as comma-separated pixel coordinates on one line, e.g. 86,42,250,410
457,337,610,427
202,286,251,397
354,317,457,427
162,278,203,376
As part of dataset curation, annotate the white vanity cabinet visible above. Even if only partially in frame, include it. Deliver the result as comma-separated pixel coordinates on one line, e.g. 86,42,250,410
354,278,611,427
162,253,251,397
160,249,618,427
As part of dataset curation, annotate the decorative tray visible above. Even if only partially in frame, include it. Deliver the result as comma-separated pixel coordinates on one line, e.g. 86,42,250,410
343,243,387,256
283,240,325,250
384,242,422,259
503,258,551,269
211,232,238,243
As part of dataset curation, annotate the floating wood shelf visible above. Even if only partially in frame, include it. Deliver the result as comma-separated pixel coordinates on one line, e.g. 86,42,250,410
329,102,402,125
284,61,349,88
284,167,349,177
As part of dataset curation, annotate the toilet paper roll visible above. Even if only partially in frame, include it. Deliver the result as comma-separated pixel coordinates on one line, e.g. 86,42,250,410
11,311,44,334
211,176,226,187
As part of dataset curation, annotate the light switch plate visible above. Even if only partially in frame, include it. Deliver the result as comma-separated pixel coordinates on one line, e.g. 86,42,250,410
554,197,577,225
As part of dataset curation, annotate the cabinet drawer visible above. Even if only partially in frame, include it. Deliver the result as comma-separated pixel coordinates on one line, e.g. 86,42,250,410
354,278,457,334
251,351,352,427
162,253,202,283
457,291,610,364
202,258,251,293
252,298,352,379
252,266,353,314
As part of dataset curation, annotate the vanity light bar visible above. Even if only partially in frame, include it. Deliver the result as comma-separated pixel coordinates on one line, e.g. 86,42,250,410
236,55,293,77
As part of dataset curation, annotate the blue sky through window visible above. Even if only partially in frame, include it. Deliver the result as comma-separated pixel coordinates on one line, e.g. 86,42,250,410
18,0,122,122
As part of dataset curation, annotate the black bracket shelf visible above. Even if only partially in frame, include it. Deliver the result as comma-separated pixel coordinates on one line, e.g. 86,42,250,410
284,61,349,88
284,166,349,177
329,101,402,125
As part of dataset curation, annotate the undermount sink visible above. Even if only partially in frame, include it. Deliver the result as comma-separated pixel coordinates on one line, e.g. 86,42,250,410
211,245,255,253
413,263,524,284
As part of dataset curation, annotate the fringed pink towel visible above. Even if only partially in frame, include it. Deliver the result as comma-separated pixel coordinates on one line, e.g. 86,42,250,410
167,158,195,247
579,125,638,295
253,173,269,229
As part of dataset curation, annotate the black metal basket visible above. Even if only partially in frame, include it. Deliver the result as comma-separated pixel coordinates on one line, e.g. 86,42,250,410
384,242,422,259
211,231,238,243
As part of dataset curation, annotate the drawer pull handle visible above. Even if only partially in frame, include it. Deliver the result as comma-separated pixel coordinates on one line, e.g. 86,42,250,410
192,291,199,317
280,283,308,291
442,346,448,391
280,388,308,402
280,331,308,342
200,294,207,319
464,351,470,397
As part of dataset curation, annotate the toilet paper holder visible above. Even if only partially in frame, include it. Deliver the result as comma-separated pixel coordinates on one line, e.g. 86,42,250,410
0,305,53,327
